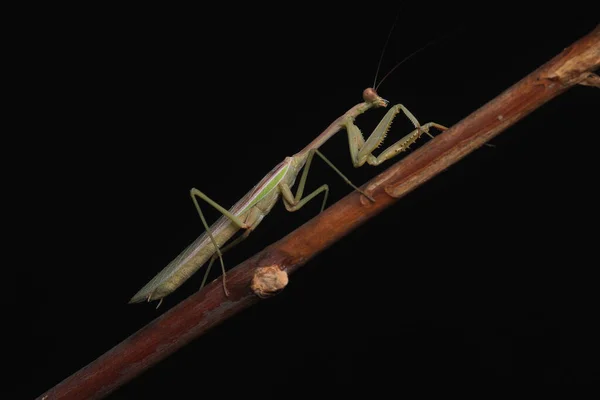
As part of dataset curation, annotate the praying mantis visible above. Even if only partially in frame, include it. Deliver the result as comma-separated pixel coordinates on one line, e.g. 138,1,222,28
128,25,449,307
129,82,447,306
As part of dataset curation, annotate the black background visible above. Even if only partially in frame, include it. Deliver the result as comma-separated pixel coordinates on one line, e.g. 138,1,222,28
10,4,599,398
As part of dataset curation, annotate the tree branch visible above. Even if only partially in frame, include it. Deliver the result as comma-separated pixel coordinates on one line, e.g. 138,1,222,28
38,25,599,400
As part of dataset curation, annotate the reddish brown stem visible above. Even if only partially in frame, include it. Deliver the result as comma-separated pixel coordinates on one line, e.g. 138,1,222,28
38,25,599,400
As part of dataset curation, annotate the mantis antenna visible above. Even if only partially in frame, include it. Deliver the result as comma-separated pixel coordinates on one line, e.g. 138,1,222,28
375,38,440,91
373,11,402,89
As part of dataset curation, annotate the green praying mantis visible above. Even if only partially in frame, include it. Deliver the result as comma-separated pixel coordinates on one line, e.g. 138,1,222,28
129,49,448,307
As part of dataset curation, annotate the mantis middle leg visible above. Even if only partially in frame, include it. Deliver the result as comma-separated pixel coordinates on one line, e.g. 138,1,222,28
280,149,330,212
281,149,376,212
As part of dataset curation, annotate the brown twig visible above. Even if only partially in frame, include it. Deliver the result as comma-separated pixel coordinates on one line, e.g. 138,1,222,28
38,25,599,400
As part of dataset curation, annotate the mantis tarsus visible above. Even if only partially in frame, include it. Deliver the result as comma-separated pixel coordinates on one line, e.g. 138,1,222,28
129,85,447,306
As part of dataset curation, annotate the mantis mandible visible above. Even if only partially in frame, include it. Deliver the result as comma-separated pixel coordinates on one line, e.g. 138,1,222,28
129,84,447,306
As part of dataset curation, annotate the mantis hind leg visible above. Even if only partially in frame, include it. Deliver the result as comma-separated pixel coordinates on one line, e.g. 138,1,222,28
200,229,252,290
190,188,251,296
346,104,447,167
199,206,264,290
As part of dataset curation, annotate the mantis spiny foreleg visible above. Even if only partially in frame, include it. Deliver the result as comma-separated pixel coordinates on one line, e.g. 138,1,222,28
345,104,448,167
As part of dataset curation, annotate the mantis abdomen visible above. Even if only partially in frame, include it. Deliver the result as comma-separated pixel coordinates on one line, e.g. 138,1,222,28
129,215,242,303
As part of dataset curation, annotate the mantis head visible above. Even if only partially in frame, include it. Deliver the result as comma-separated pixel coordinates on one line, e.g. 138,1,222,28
363,88,389,108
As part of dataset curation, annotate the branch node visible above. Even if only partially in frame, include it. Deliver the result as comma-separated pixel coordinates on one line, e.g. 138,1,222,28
578,72,600,88
251,265,289,298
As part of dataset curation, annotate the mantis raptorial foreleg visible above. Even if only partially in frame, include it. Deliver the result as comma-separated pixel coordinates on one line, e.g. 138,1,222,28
346,103,448,167
371,122,448,165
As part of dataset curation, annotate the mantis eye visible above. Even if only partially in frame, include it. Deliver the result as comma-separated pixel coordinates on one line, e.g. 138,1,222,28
363,88,388,107
363,88,379,102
